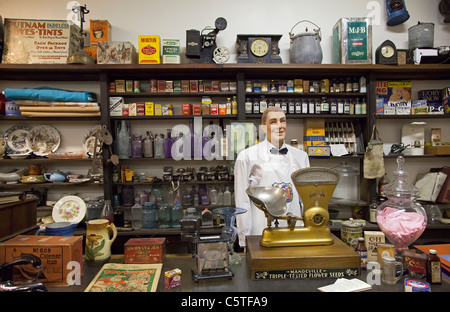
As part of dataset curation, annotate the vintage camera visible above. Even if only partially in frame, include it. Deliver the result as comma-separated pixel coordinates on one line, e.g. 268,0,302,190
186,17,228,64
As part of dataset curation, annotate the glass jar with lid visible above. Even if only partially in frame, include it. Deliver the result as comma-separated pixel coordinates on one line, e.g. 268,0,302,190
376,156,427,258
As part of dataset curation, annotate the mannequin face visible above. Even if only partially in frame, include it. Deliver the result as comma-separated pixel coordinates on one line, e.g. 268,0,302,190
263,111,287,148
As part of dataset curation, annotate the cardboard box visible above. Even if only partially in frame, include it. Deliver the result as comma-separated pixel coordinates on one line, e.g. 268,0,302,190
424,144,450,155
97,41,137,64
83,46,97,61
442,87,450,114
303,118,325,150
124,238,166,264
2,19,80,64
138,35,161,64
165,268,181,289
145,102,154,115
0,235,83,286
332,17,372,64
162,39,180,64
109,97,124,116
419,89,444,114
364,231,385,262
89,20,111,45
182,103,192,115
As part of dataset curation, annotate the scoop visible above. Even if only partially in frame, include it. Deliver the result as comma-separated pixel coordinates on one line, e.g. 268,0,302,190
246,187,287,217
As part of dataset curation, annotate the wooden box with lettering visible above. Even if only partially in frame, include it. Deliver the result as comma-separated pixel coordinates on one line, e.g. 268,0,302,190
2,19,80,64
0,235,83,286
124,238,166,264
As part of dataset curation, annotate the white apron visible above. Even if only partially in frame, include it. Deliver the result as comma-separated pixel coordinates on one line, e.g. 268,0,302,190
248,148,303,235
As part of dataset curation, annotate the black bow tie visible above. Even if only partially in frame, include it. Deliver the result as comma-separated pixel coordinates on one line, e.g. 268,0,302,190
270,147,288,155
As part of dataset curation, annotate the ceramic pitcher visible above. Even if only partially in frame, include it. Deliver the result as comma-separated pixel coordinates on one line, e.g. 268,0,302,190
85,219,117,266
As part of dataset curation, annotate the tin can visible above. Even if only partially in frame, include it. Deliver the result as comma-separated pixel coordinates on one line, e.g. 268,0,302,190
134,81,141,93
341,219,363,250
165,268,182,289
124,238,166,264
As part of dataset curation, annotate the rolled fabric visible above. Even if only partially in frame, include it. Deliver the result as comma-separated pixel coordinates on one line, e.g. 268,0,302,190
4,87,96,102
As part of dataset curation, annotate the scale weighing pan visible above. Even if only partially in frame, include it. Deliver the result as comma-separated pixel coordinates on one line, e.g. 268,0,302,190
246,187,287,217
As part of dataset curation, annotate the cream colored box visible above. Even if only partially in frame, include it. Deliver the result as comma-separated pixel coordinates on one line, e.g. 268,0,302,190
129,103,137,116
154,104,162,116
364,231,385,262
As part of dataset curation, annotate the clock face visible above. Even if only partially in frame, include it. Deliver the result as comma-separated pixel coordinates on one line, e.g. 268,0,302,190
381,45,395,58
250,38,270,57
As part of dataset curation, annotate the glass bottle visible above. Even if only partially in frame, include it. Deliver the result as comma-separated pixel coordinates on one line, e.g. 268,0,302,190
131,134,143,158
171,204,183,228
217,186,224,205
369,198,378,223
232,96,238,115
143,131,153,158
142,202,156,229
101,200,114,224
158,203,171,228
356,237,368,270
131,195,143,230
153,133,165,159
117,120,130,159
221,128,228,158
210,185,218,205
224,186,232,206
198,184,209,205
163,129,174,158
226,97,232,114
114,205,125,228
426,249,442,284
245,98,252,114
182,187,193,207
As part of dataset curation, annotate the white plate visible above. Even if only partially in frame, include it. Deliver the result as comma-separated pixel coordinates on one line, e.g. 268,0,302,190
26,125,61,156
52,195,86,223
3,125,32,155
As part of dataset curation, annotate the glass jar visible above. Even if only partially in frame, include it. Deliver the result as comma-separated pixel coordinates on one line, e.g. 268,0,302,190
158,203,171,228
142,202,156,229
171,204,183,228
376,156,427,257
341,218,363,250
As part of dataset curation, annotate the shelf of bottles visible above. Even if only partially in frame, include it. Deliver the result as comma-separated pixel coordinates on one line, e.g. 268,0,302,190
243,76,367,117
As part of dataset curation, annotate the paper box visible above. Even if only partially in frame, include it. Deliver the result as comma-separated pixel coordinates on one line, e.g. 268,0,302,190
138,35,161,64
2,19,80,64
364,231,385,262
419,89,444,114
165,268,182,289
89,20,111,45
83,46,97,61
124,238,166,264
97,41,137,64
0,235,83,286
442,87,450,114
109,97,124,116
332,17,372,64
162,39,180,64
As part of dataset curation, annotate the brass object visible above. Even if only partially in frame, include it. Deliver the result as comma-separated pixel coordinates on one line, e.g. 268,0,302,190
246,167,339,247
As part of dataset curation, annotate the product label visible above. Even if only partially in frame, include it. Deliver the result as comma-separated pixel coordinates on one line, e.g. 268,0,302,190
347,21,368,61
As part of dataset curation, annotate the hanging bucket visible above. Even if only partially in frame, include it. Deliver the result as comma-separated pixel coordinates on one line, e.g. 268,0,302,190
289,20,323,64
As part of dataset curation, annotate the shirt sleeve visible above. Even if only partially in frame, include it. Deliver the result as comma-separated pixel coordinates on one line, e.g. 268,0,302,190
234,150,252,247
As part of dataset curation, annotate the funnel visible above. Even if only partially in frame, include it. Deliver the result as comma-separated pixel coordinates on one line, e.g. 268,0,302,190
246,187,288,217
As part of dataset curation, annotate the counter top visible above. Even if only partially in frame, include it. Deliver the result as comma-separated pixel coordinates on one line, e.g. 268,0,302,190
49,254,449,293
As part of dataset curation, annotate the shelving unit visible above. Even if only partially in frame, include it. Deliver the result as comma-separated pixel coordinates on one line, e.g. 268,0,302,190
0,63,449,244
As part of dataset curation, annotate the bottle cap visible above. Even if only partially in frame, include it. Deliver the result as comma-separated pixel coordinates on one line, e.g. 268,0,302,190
429,249,437,254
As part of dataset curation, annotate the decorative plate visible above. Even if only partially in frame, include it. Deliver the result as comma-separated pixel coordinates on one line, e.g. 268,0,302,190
26,125,61,156
83,125,102,156
3,125,32,155
52,195,86,223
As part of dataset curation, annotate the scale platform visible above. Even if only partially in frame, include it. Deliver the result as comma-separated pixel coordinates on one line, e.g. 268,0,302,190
246,234,361,280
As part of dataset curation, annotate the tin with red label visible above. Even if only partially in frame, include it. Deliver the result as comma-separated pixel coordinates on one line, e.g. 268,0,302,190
124,237,166,264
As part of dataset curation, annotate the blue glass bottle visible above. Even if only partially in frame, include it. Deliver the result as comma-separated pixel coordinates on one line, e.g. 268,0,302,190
158,203,171,228
142,202,156,229
171,204,183,228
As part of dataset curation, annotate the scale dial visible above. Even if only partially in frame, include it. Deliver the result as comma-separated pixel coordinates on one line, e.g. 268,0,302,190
250,38,270,57
291,167,339,185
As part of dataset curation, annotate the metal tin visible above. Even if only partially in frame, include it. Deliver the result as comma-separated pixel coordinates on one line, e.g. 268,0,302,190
332,18,372,64
341,219,363,250
124,237,166,264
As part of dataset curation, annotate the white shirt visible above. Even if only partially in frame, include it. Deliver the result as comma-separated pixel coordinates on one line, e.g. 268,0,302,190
234,139,310,247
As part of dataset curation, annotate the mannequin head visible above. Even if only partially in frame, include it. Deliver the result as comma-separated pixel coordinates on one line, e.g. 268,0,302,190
261,106,286,148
